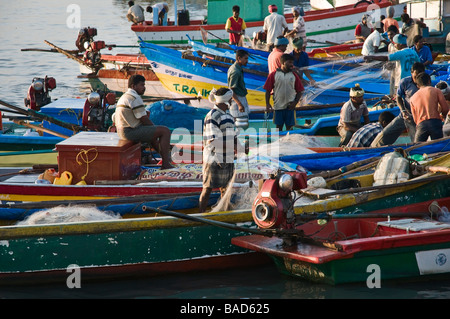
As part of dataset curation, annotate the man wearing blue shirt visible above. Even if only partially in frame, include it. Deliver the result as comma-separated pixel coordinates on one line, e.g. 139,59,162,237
364,34,420,89
412,35,433,67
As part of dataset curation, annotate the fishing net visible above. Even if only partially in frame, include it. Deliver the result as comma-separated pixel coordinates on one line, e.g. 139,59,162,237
17,205,121,225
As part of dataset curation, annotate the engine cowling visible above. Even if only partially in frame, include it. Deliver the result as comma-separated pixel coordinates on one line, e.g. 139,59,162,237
252,172,307,229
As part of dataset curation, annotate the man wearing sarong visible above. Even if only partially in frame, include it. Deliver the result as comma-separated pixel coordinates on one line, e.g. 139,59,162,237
199,88,239,213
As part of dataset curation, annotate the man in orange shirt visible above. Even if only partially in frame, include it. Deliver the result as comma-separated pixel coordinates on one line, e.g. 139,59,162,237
267,37,289,73
410,72,449,142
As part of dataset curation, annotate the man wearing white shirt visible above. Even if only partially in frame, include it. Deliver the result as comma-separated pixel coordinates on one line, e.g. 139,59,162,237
361,25,384,56
263,4,288,51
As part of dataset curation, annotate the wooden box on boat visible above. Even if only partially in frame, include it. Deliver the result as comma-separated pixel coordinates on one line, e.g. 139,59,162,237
55,132,141,184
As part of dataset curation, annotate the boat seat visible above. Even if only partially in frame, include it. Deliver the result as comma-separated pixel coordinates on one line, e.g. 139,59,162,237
377,219,450,232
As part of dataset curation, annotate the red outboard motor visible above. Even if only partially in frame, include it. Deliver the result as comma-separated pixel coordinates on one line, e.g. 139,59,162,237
82,90,116,131
75,27,98,52
24,76,57,111
83,40,105,68
252,171,307,230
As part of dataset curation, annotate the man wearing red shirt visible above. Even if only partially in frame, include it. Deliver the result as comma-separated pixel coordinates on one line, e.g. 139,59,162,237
264,54,304,131
225,5,246,46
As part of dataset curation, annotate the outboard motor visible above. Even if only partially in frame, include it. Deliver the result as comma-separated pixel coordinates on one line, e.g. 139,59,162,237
82,90,116,131
75,27,98,52
83,40,105,69
24,76,56,111
252,171,307,230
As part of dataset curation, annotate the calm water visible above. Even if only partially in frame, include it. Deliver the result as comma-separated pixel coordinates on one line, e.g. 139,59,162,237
1,0,450,301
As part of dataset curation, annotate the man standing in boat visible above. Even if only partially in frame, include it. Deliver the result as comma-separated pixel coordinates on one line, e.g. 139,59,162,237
364,34,420,92
227,49,250,126
337,84,370,146
146,2,169,26
264,54,304,131
199,88,239,213
263,4,288,51
225,5,246,46
113,74,173,170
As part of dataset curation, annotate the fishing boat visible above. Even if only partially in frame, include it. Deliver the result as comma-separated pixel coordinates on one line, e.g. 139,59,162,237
132,0,405,47
230,161,450,284
232,201,450,284
139,41,387,110
0,204,271,285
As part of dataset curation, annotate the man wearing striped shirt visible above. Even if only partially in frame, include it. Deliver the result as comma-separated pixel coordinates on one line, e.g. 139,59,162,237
199,88,239,213
113,74,173,169
347,111,396,147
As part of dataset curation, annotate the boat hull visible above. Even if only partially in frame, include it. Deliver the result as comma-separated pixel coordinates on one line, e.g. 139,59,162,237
132,1,404,47
232,197,450,284
0,209,268,285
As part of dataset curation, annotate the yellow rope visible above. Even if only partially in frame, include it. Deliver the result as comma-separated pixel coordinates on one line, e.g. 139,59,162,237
76,148,98,182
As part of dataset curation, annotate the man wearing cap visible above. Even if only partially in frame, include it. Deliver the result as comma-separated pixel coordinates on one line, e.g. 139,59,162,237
285,6,306,50
263,4,288,51
355,15,373,43
364,33,420,89
337,84,370,146
199,87,239,213
290,37,315,86
268,37,289,73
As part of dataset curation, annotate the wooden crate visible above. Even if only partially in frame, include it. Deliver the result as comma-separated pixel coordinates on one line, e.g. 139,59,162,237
56,132,141,184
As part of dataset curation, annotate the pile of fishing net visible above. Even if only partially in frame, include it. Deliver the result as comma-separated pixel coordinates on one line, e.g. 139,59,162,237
17,205,121,225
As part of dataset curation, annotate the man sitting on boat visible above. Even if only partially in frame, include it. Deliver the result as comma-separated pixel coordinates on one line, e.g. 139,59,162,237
225,5,246,46
354,14,373,43
337,84,370,146
347,110,396,147
113,74,173,169
199,88,240,213
127,1,145,25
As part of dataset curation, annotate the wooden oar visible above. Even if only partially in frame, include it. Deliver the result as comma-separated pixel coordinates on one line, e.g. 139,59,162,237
44,40,96,71
11,119,69,139
21,48,80,54
181,52,268,77
141,205,293,237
